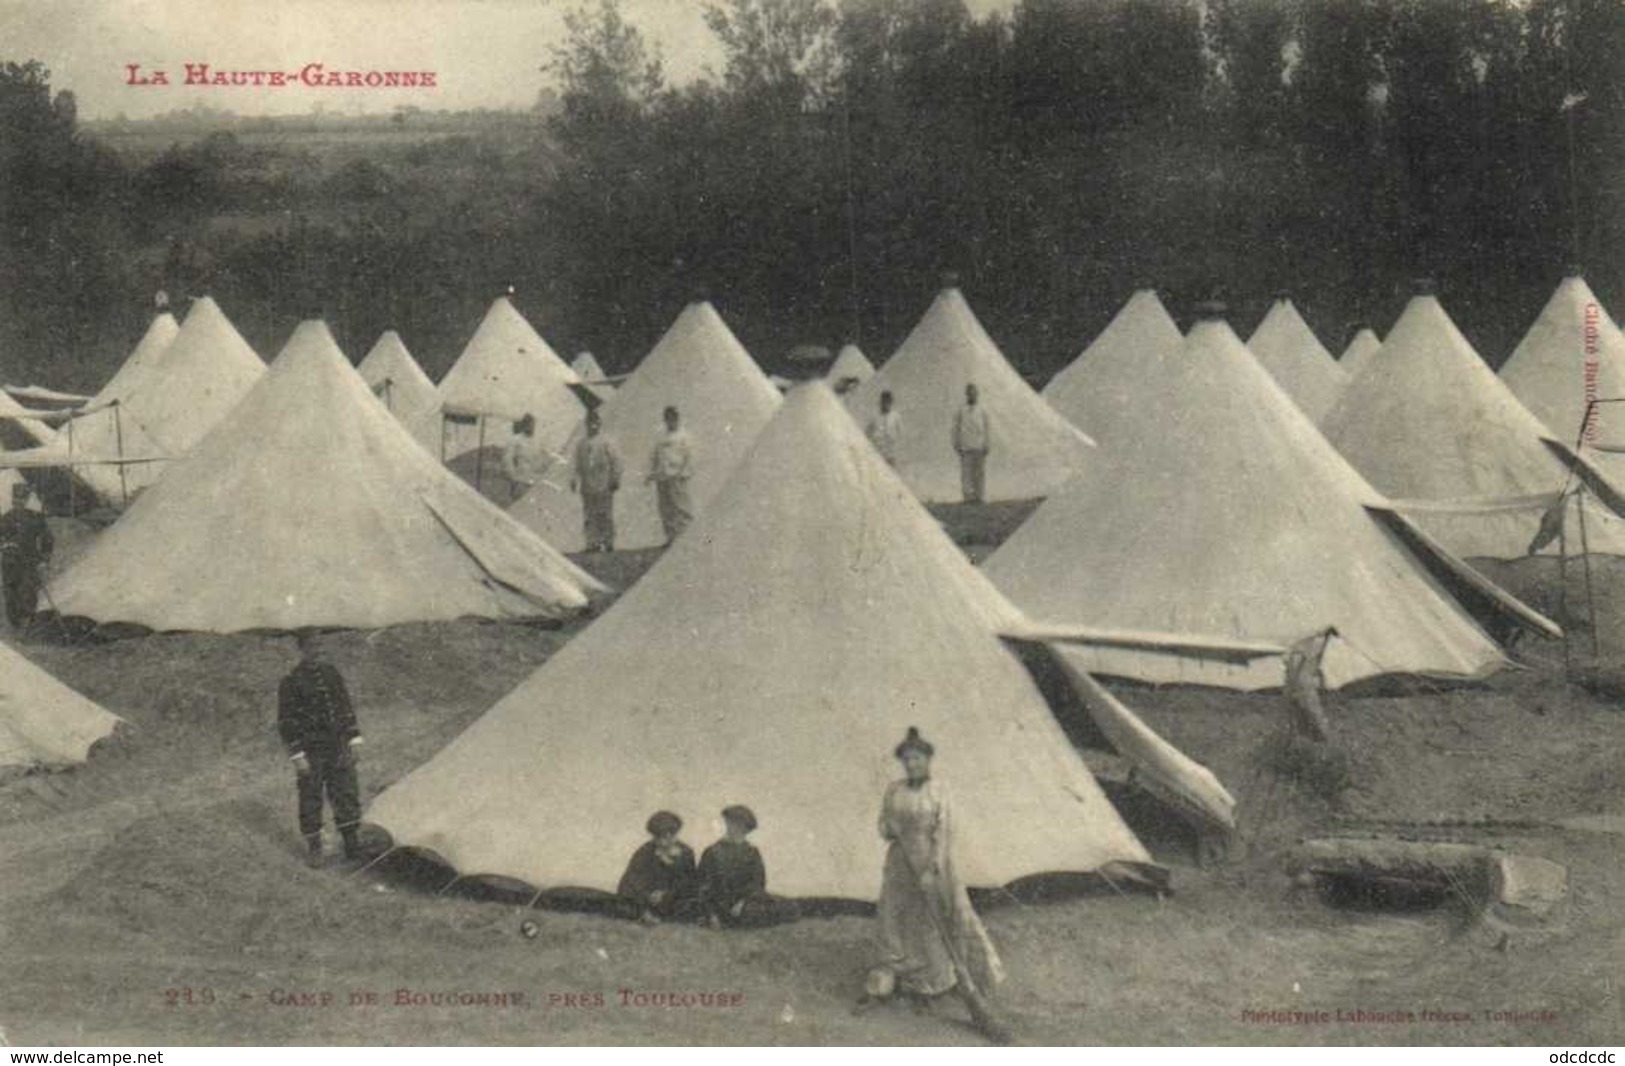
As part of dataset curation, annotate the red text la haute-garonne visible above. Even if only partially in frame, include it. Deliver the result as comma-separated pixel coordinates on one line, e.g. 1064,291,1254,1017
124,63,437,89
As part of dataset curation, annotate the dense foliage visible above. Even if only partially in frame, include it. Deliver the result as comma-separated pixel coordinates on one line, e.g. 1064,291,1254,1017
1,0,1621,391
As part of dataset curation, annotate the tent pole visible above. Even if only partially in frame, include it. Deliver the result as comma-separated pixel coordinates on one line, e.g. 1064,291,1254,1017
113,401,129,507
66,416,76,515
1559,508,1571,677
475,417,487,493
1577,487,1599,657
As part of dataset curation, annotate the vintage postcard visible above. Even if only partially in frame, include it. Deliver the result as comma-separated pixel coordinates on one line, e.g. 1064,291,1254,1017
0,0,1620,1051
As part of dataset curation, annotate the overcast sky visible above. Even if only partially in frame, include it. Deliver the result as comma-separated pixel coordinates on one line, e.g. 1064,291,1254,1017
2,0,1017,120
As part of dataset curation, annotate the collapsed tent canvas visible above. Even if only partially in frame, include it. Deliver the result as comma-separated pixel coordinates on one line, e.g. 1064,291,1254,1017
1322,292,1625,559
1246,297,1349,423
844,285,1095,502
357,330,441,454
437,296,583,474
368,383,1158,899
49,320,604,633
1041,289,1184,448
984,313,1529,690
509,301,781,552
0,641,122,773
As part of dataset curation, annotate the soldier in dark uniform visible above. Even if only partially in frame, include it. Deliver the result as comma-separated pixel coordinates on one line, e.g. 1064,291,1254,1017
277,630,364,867
0,482,53,631
696,805,799,929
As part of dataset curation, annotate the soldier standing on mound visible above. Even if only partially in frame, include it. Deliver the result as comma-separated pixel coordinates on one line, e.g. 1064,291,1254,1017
278,630,364,867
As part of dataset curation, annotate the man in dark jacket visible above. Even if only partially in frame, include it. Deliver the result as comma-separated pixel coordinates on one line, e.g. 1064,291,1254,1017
0,482,52,631
277,630,363,867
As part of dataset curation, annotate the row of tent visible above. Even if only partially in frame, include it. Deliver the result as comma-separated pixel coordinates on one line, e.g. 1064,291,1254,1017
348,276,1625,898
0,272,1616,899
1,273,1620,658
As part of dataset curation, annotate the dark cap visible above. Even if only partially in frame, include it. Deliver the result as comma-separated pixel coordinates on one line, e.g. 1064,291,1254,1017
1192,299,1229,322
1412,277,1438,297
721,805,758,832
940,270,961,291
646,810,682,836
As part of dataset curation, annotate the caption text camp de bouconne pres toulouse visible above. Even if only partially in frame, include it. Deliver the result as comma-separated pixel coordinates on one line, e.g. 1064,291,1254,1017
125,63,438,90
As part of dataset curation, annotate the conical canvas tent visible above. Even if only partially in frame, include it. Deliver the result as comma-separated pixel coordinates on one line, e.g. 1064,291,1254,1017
368,383,1154,898
49,321,604,633
357,331,441,453
1246,297,1349,423
1041,289,1184,447
1339,327,1383,378
985,315,1520,689
1500,275,1625,449
1322,293,1625,559
437,296,583,468
510,301,782,552
96,310,181,406
569,351,615,402
826,343,875,389
0,641,122,773
844,286,1095,502
45,310,180,505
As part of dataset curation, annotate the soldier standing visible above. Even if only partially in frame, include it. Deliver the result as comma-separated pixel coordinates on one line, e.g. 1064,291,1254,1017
277,630,364,867
0,482,53,632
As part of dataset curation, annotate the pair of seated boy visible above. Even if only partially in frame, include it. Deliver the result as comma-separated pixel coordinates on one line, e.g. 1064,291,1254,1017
616,805,799,928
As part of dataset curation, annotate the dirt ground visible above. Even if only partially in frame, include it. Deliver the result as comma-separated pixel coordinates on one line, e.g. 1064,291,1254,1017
1,510,1622,1046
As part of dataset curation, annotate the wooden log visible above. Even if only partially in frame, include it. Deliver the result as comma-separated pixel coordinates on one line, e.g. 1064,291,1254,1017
1289,838,1494,897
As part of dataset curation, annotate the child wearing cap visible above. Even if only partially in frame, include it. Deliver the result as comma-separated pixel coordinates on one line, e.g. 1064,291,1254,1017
616,810,698,924
697,805,799,929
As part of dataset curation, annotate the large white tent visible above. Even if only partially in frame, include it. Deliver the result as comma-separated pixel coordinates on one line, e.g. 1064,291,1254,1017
49,297,264,503
844,285,1095,502
985,312,1541,689
1246,296,1348,423
1499,274,1625,451
357,330,441,453
1322,292,1625,559
45,309,179,505
368,383,1160,899
49,320,604,633
1041,289,1184,447
0,641,122,774
437,296,583,470
510,301,781,552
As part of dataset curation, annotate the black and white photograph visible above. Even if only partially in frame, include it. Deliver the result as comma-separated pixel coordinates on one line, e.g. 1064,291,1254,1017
0,0,1621,1050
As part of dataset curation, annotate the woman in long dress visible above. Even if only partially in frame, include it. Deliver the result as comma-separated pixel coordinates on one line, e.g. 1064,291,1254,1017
873,726,1012,1041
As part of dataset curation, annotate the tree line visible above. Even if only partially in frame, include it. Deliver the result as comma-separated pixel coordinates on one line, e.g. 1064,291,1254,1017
2,0,1622,392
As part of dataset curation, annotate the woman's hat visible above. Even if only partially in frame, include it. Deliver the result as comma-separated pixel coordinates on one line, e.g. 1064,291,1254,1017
721,805,757,832
893,726,934,759
645,810,682,836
